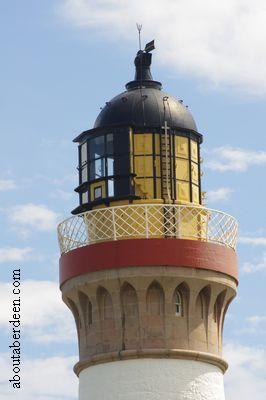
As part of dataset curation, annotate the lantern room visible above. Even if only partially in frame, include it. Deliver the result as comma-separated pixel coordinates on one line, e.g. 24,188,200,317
72,44,203,214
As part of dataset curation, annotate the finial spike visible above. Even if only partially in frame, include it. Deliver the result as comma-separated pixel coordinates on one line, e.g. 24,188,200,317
136,23,142,50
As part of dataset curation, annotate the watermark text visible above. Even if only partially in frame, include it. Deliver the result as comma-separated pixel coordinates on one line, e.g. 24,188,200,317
9,269,21,389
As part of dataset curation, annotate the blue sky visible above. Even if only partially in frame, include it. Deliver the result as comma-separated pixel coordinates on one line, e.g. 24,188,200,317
1,1,266,399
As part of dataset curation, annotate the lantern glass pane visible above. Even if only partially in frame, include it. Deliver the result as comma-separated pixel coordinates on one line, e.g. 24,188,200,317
89,136,104,160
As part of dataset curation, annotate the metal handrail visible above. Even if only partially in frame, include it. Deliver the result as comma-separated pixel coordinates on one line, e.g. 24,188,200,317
58,204,238,255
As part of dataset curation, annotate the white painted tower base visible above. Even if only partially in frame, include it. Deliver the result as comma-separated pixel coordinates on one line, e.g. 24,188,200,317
79,359,225,400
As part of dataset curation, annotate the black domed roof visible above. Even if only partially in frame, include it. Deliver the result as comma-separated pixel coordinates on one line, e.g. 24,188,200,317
94,48,197,132
94,87,197,131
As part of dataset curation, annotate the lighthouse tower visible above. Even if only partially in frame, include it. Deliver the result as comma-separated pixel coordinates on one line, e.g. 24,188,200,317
58,42,238,400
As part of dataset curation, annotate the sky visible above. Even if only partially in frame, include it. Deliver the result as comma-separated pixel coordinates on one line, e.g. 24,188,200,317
0,0,266,399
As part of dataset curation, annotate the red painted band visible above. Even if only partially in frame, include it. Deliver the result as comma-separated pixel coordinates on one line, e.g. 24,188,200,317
59,238,238,286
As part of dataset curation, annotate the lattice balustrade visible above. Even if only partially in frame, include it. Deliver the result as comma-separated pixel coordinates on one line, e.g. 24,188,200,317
58,204,238,254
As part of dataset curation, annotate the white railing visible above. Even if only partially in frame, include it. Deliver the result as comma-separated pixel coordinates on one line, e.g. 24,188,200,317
57,204,238,254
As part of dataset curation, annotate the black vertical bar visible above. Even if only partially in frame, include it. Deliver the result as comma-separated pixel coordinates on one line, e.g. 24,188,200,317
78,144,81,186
159,128,163,200
86,139,89,182
104,133,108,198
87,139,91,202
85,140,89,203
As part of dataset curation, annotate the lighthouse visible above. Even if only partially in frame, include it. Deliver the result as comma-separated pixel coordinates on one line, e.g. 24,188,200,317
58,42,238,400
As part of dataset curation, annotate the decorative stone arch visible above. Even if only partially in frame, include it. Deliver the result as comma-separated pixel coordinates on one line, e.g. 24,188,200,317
173,282,190,318
97,286,114,321
120,282,140,350
168,281,190,349
66,297,81,352
96,286,116,352
145,281,165,347
196,285,211,322
66,297,81,330
78,291,93,328
146,280,165,316
219,294,235,350
190,285,211,350
213,290,227,326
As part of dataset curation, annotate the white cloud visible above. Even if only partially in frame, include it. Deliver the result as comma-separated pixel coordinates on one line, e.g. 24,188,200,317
0,280,76,343
34,173,76,186
0,247,33,263
224,343,266,400
12,227,31,240
242,252,266,274
0,353,77,400
246,316,266,335
0,179,16,191
58,0,266,95
207,187,233,203
51,189,75,200
205,146,266,172
9,203,60,232
234,315,266,336
247,315,266,324
239,236,266,246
